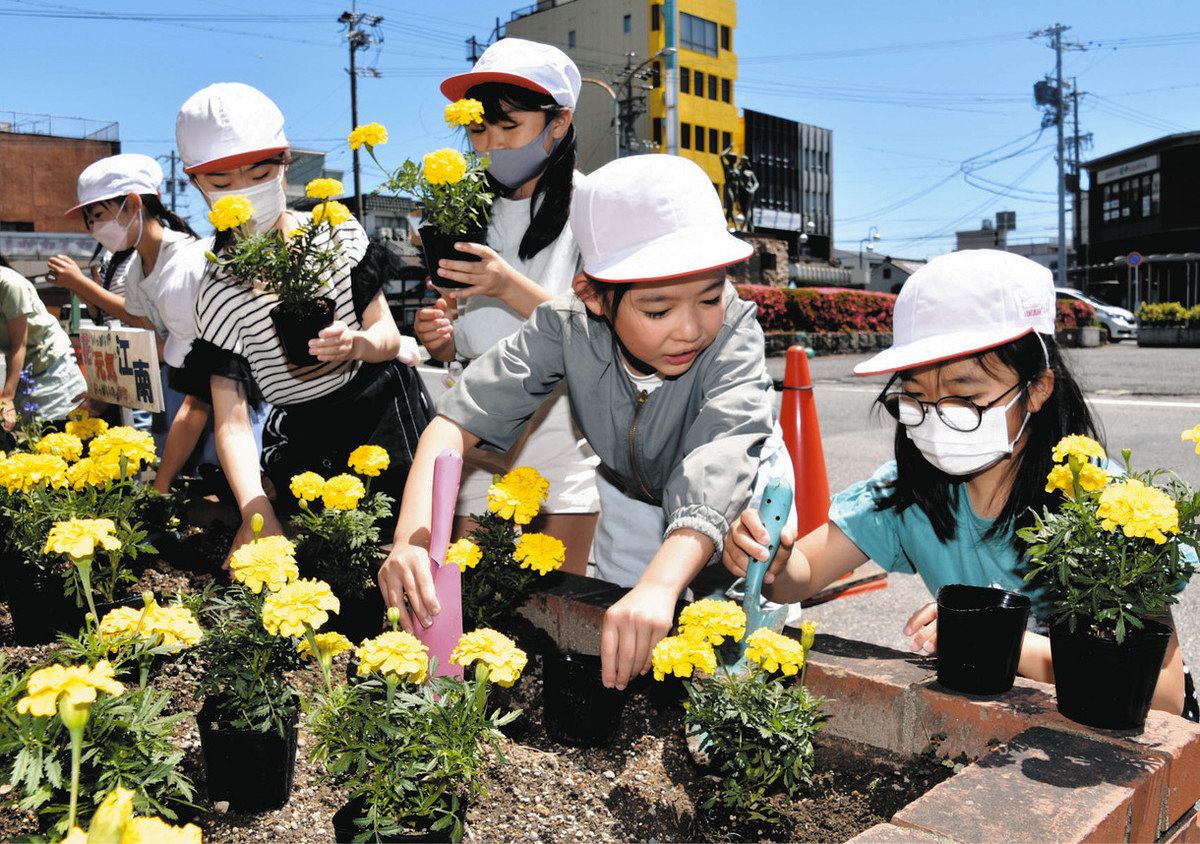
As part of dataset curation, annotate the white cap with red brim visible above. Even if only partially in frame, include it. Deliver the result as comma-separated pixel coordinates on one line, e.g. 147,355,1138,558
440,37,581,109
175,82,288,175
65,154,162,217
571,154,752,283
853,248,1057,376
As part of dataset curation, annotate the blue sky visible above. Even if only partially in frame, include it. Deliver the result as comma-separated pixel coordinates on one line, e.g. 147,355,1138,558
2,0,1196,259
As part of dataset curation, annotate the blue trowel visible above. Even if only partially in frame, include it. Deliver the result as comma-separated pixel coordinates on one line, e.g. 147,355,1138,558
736,476,795,660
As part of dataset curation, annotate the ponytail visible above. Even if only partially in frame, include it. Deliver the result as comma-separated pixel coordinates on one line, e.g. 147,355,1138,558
139,193,198,239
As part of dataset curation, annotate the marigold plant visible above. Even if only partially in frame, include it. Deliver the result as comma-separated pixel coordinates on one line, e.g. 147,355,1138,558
449,628,527,687
348,121,388,150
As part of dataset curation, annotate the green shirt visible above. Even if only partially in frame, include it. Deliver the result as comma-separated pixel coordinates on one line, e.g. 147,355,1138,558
0,266,73,376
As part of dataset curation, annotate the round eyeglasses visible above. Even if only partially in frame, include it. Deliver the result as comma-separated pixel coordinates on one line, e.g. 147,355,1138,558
881,381,1025,433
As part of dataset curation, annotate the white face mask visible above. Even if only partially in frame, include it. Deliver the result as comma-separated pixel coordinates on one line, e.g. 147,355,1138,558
906,389,1031,476
205,172,287,234
91,197,142,253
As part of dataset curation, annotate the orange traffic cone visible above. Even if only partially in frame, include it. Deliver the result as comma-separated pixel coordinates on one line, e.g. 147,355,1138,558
779,345,830,536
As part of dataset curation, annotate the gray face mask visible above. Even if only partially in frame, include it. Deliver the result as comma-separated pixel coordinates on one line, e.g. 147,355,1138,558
485,121,559,190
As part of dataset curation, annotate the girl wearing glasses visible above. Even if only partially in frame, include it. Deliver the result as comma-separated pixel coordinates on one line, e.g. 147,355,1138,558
724,249,1197,720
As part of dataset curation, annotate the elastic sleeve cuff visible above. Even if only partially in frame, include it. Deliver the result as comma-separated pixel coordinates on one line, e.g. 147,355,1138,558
180,339,264,411
666,504,729,561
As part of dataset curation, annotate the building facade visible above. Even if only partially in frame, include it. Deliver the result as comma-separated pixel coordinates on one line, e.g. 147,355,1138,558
1083,132,1200,308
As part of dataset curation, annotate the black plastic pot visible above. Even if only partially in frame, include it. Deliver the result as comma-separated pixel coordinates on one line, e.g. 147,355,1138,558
326,586,385,644
197,702,299,811
269,296,335,367
418,225,488,290
542,651,626,748
0,562,82,645
935,584,1031,695
1050,618,1172,731
332,796,463,843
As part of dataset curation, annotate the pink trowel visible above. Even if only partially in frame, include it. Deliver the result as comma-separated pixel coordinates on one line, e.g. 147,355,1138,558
412,449,465,679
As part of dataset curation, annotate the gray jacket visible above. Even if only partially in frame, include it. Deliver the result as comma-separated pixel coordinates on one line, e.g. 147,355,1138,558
438,285,775,553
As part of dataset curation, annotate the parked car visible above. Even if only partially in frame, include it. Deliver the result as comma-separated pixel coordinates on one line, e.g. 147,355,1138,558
1055,287,1138,342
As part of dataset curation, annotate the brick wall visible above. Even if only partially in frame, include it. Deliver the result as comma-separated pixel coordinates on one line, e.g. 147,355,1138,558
0,133,120,232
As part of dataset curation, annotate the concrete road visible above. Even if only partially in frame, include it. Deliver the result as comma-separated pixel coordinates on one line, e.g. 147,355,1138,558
767,344,1200,680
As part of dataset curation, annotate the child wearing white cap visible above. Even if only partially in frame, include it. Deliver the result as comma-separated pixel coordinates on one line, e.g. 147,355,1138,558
46,153,219,492
417,37,599,574
725,249,1198,721
380,154,775,690
176,82,432,551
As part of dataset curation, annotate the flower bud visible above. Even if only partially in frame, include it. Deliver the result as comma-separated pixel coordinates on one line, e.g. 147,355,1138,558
799,620,817,653
251,512,264,537
141,590,155,608
86,786,135,844
386,606,401,627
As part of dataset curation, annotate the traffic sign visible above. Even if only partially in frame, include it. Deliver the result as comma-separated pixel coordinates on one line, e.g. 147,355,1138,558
1127,252,1143,267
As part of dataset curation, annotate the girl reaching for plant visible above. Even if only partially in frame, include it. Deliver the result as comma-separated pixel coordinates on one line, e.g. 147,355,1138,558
379,154,775,691
724,249,1198,720
175,82,431,554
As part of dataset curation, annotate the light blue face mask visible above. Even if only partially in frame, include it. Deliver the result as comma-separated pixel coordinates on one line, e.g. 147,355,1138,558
485,121,560,190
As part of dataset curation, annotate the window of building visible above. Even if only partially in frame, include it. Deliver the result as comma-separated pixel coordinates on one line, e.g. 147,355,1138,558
680,12,718,55
567,30,576,48
707,74,717,100
0,221,34,232
694,69,704,95
695,124,705,152
652,117,663,148
651,3,660,31
681,122,692,149
623,14,631,33
651,61,661,88
720,24,730,51
882,268,892,280
721,77,731,102
1102,171,1161,223
679,66,689,94
721,130,732,152
708,127,718,152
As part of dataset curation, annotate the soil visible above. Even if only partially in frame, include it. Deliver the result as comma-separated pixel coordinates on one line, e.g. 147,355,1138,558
0,543,953,843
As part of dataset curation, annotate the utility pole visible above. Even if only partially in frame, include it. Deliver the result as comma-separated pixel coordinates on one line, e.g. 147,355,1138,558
340,4,383,222
614,48,676,157
1068,78,1093,289
156,151,187,213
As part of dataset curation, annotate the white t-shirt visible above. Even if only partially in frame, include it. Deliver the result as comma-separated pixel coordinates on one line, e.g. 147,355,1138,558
123,229,213,368
453,192,580,359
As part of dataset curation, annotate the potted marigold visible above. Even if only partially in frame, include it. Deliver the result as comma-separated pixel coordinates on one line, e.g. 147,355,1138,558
1021,433,1200,730
352,104,493,289
288,444,394,642
650,599,825,819
194,519,340,810
307,609,524,843
205,178,352,366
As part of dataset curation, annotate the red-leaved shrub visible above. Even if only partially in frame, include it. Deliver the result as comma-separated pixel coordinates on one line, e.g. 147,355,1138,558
1055,299,1095,330
735,284,789,331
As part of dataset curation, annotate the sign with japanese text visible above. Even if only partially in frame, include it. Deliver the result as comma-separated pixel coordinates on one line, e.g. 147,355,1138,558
79,327,164,412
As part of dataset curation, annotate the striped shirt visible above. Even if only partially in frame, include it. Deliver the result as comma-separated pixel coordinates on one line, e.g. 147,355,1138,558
193,213,369,407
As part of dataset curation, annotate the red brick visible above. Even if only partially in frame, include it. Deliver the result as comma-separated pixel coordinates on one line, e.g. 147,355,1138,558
517,573,629,657
847,822,951,842
1161,810,1200,843
893,726,1168,843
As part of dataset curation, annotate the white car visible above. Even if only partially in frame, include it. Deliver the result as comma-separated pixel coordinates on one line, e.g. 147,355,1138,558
1055,288,1138,342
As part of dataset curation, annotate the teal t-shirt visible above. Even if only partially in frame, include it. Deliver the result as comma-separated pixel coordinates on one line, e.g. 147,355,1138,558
829,461,1050,619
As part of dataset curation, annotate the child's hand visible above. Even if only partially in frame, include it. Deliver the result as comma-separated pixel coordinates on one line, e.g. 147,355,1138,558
436,243,516,299
377,544,439,632
903,601,938,654
46,254,89,292
225,509,284,573
600,582,677,690
309,320,358,362
722,509,795,584
413,297,455,361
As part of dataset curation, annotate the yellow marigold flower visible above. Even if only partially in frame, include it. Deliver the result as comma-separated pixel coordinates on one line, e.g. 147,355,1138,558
66,456,122,490
444,97,485,127
208,194,255,231
97,604,144,640
744,628,806,676
450,628,528,687
228,534,299,594
45,518,121,560
513,532,565,576
1096,478,1179,545
677,598,747,646
446,538,482,572
98,600,201,652
349,121,388,150
486,467,549,525
312,200,353,227
0,453,69,492
1045,464,1075,497
262,578,339,637
289,471,326,502
121,815,203,844
356,630,429,683
650,633,717,681
305,177,344,200
35,431,83,462
297,631,353,663
322,473,366,510
88,786,135,842
799,620,817,652
61,827,87,844
347,444,390,477
16,660,124,720
1183,424,1200,455
1077,462,1109,493
89,426,156,470
423,148,468,185
1051,434,1106,464
65,412,108,441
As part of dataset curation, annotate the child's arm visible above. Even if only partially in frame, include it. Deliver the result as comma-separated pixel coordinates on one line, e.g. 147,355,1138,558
377,415,480,630
601,527,713,690
152,395,211,493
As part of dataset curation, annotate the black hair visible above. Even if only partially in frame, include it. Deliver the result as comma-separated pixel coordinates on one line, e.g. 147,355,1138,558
875,332,1101,547
88,193,200,285
464,81,576,262
0,252,11,270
